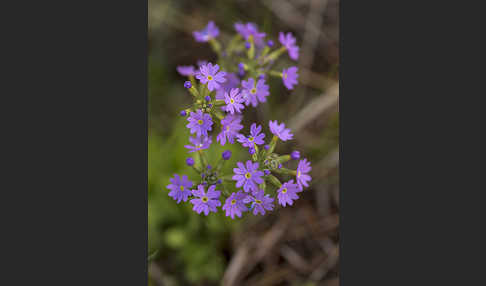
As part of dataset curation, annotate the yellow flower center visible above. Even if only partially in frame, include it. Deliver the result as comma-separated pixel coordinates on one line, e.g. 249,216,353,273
179,186,184,191
248,136,254,141
250,88,256,94
207,75,213,81
245,172,252,179
281,188,288,194
226,126,230,131
202,196,209,203
297,171,301,177
255,199,262,204
283,73,288,79
230,98,235,104
197,119,203,125
231,199,236,205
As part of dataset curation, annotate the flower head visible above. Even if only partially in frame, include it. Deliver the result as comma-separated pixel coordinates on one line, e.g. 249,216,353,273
241,78,270,107
224,88,245,114
277,180,300,206
177,65,196,76
279,32,299,60
186,157,195,166
250,189,274,215
215,72,240,100
232,160,264,192
282,66,299,90
195,62,226,92
296,158,312,190
234,22,266,47
166,174,193,203
193,21,220,42
186,109,213,137
237,123,265,148
269,120,293,141
217,114,243,146
222,191,248,219
190,184,221,215
184,135,212,153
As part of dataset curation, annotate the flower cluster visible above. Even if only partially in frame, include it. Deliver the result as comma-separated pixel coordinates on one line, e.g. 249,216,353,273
167,21,311,219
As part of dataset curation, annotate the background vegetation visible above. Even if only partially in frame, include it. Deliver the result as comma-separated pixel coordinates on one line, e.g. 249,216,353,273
149,0,339,285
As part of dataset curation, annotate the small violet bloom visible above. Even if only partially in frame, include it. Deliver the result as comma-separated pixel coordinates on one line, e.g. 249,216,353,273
224,88,245,114
186,157,195,166
277,180,300,207
180,110,187,117
195,62,226,92
217,114,243,146
296,158,312,190
177,65,195,76
279,32,299,60
166,174,193,203
183,81,192,89
193,21,220,42
232,160,264,192
234,22,266,47
250,189,274,215
269,120,293,141
186,109,213,137
184,135,212,153
216,72,240,100
282,66,299,90
190,184,221,216
237,123,265,148
222,150,232,160
222,191,248,219
241,78,270,107
291,151,300,160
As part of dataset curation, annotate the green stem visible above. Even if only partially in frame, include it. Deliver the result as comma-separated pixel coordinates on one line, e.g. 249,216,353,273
263,46,286,64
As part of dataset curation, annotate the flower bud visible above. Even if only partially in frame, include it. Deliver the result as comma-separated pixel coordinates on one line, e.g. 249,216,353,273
186,157,194,166
222,150,232,160
184,81,192,89
291,151,300,160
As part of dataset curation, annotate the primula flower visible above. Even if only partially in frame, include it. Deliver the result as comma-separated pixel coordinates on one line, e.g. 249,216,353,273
291,151,300,160
234,22,266,47
222,191,248,219
296,158,312,190
279,32,299,60
269,120,293,141
241,78,270,107
277,180,300,207
166,174,193,203
237,123,265,148
193,21,220,42
250,189,274,215
282,66,299,90
190,184,221,216
186,109,213,137
232,160,264,192
195,62,226,92
217,114,243,146
224,88,245,114
184,135,212,153
216,72,240,100
177,65,195,76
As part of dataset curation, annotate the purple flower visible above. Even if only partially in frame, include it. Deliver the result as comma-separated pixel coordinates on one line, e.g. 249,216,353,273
195,62,226,92
184,81,192,89
296,158,312,190
190,184,221,216
238,63,245,77
241,78,269,107
222,191,248,219
217,114,243,146
277,180,300,207
197,59,208,67
222,150,232,160
279,32,299,60
237,123,265,148
216,72,240,101
291,151,300,160
267,40,274,47
224,88,245,114
269,120,293,141
180,110,187,117
234,22,266,47
184,135,212,153
177,65,196,76
264,169,271,175
282,66,299,90
193,21,220,42
250,189,274,215
166,174,193,203
232,160,264,192
186,109,213,137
